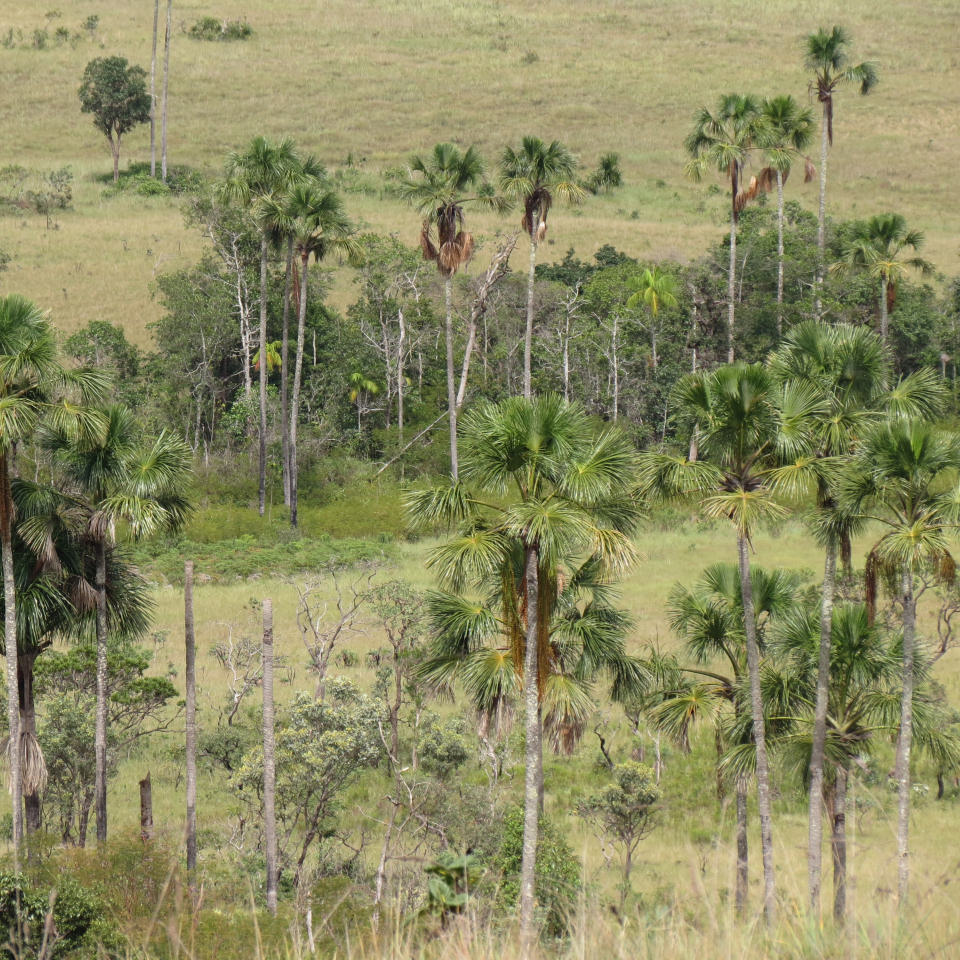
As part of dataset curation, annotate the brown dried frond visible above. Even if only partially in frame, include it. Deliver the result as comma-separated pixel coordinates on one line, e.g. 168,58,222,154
88,510,112,542
865,548,880,625
70,575,98,613
887,281,897,313
804,157,816,183
937,549,956,585
419,221,438,263
0,732,48,796
535,220,547,244
756,167,776,194
544,713,585,756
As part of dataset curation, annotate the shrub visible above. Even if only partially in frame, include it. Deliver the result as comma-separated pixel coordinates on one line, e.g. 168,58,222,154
189,16,252,41
492,807,580,938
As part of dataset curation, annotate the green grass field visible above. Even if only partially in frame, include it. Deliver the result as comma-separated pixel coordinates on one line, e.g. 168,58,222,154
2,0,958,342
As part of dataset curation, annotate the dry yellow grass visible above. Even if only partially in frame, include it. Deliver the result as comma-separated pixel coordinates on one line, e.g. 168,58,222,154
1,0,958,342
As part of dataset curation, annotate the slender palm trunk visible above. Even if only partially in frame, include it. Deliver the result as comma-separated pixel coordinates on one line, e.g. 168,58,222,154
160,0,171,182
611,314,619,420
737,534,776,925
776,170,785,338
895,567,915,909
149,0,159,177
444,277,458,479
262,598,278,916
879,280,889,343
0,457,22,854
184,561,198,903
258,235,268,516
20,654,40,834
289,254,309,528
808,539,837,916
727,212,737,363
519,544,540,951
816,107,829,317
94,539,109,845
829,767,848,923
280,237,294,506
735,776,749,917
523,233,537,398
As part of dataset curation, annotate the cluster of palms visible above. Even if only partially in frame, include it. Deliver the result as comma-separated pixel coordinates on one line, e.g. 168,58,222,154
640,320,955,924
685,26,930,361
411,315,957,941
0,294,191,858
217,137,361,526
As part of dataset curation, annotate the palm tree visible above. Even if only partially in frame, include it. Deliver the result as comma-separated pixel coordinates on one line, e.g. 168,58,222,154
625,266,679,371
400,143,497,478
499,137,585,397
685,94,766,362
0,294,107,854
769,601,960,921
45,404,191,844
840,418,960,909
9,476,152,835
804,26,878,306
640,362,821,924
348,372,380,434
657,562,796,914
833,213,933,343
408,395,642,947
757,96,816,337
220,136,300,515
281,178,360,528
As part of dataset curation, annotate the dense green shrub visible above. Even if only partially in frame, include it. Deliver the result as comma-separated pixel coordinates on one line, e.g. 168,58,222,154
189,16,252,41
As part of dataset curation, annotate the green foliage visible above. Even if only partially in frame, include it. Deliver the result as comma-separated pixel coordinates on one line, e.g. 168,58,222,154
0,871,116,958
418,714,469,775
189,16,253,41
77,56,150,141
493,807,580,938
577,761,659,860
418,851,481,922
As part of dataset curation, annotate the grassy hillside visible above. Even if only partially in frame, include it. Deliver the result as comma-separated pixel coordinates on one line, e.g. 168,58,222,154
1,0,958,343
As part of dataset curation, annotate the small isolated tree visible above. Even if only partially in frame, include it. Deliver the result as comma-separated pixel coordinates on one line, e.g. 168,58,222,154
78,57,151,183
578,761,658,913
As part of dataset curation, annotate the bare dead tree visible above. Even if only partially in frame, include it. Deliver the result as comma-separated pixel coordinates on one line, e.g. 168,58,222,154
212,624,264,725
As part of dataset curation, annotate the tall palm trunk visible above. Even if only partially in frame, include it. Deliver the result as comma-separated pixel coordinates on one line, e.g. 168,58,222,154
160,0,171,183
0,457,22,854
735,775,749,917
184,561,198,902
808,539,837,915
289,253,309,528
828,767,848,922
149,0,159,177
444,277,458,479
895,567,915,909
258,235,269,516
816,106,829,317
519,544,540,950
280,237,294,507
94,538,109,845
726,211,737,363
879,280,889,343
776,170,785,338
737,534,776,925
523,233,537,399
262,597,278,916
19,654,39,834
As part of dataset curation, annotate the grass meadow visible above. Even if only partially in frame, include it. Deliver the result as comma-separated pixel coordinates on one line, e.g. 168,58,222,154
1,0,959,341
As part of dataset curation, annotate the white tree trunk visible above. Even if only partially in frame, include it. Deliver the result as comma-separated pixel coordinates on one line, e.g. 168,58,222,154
94,539,109,845
895,567,915,909
523,233,537,398
150,0,159,177
727,212,737,363
776,169,785,338
816,108,829,318
160,0,172,182
185,560,198,902
262,598,278,916
444,277,458,478
289,255,309,528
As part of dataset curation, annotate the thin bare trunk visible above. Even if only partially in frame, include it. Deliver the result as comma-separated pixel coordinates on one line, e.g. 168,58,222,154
879,280,889,343
185,561,198,902
611,314,619,421
816,108,829,317
1,455,22,856
139,773,153,841
444,277,458,479
94,539,109,845
262,598,278,916
397,309,406,439
895,567,915,909
831,767,847,923
808,540,837,917
519,545,540,951
281,237,294,506
258,235,268,516
20,655,39,834
735,776,749,917
727,212,737,363
524,234,537,398
150,0,159,177
776,170,785,337
160,0,171,182
289,254,309,528
737,534,776,925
